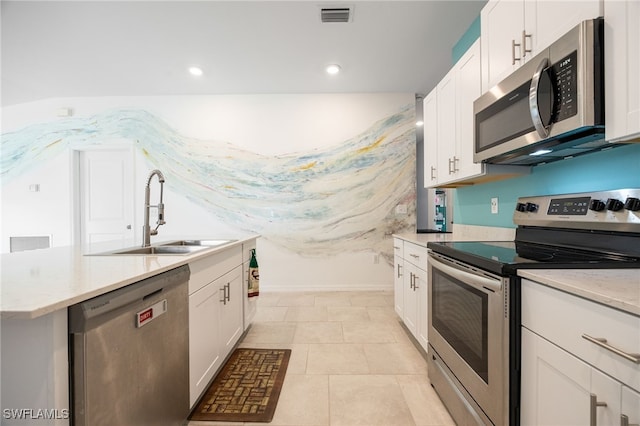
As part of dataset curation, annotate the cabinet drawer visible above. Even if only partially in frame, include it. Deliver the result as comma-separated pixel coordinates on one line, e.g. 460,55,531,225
404,242,428,270
522,279,640,392
393,238,404,259
189,247,242,294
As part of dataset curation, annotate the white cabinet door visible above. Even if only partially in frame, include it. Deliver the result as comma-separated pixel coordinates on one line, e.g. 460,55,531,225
219,267,244,354
521,328,621,426
622,386,640,426
436,68,457,182
414,265,428,351
481,0,526,91
455,40,483,180
393,240,404,318
525,0,603,56
189,282,222,407
402,261,419,336
605,0,640,142
423,89,439,188
521,327,591,425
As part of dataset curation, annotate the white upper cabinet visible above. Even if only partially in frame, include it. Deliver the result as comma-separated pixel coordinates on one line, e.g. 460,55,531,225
423,40,527,188
436,67,458,183
481,0,526,91
423,89,439,187
455,42,483,180
481,0,603,92
605,0,640,142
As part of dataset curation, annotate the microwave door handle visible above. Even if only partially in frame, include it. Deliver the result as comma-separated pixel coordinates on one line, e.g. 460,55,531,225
429,254,502,293
529,57,551,138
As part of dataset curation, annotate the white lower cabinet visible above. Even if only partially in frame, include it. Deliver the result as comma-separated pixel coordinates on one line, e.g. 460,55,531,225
393,238,404,318
189,277,223,406
521,279,640,425
188,246,246,408
521,328,623,425
394,238,429,352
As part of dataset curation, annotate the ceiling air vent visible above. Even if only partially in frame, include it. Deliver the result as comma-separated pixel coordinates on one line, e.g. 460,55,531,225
320,7,352,23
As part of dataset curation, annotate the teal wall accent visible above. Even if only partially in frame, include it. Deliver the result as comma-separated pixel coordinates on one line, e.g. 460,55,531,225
454,144,640,228
452,15,481,64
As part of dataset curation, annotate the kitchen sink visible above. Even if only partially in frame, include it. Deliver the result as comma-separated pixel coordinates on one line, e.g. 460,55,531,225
87,239,236,256
160,239,236,247
109,245,209,255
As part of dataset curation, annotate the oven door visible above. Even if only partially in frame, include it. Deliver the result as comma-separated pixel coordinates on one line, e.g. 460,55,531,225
428,252,509,425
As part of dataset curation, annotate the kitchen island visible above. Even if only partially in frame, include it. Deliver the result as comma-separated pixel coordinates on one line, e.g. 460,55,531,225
0,235,258,426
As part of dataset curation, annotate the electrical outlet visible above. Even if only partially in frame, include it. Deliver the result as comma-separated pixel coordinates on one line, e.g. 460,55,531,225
395,204,407,215
491,197,499,214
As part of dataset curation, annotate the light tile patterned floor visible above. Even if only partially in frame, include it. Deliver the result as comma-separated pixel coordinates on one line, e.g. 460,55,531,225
188,291,455,426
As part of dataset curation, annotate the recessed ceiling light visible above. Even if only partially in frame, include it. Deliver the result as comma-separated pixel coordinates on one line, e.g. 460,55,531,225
188,66,203,76
326,64,341,75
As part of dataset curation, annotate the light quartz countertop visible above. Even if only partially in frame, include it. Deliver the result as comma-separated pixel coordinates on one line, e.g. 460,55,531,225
519,269,640,317
1,235,259,320
392,232,457,247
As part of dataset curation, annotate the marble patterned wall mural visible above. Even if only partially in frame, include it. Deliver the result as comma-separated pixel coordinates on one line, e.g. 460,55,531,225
1,105,416,263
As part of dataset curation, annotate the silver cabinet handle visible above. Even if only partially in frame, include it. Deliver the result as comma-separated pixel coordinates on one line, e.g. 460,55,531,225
512,39,522,65
621,414,640,426
397,263,403,279
582,334,640,364
529,57,551,138
393,245,401,250
220,286,226,304
430,166,436,181
409,253,420,259
413,273,419,290
447,157,459,174
522,30,532,58
590,393,608,426
225,283,231,302
409,272,414,290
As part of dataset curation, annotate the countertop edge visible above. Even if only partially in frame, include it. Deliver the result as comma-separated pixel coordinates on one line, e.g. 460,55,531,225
518,269,640,317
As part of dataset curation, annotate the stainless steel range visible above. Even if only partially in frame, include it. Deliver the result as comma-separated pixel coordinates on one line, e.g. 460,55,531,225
426,188,640,426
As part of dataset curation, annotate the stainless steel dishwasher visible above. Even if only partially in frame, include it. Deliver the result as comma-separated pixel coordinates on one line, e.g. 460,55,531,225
69,265,190,426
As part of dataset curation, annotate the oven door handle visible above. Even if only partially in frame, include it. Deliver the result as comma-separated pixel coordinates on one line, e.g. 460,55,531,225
429,254,502,293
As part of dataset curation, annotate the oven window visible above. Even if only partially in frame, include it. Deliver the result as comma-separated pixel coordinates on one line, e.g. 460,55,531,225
432,269,489,383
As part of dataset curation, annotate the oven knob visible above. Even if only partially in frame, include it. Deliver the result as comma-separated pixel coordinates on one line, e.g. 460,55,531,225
606,198,624,211
624,197,640,211
589,199,605,211
525,202,538,212
516,203,527,212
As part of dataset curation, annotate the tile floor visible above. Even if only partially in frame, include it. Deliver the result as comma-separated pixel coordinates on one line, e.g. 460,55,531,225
189,291,455,426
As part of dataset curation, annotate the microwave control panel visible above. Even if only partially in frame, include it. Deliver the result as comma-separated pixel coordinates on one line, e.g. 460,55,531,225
551,50,578,122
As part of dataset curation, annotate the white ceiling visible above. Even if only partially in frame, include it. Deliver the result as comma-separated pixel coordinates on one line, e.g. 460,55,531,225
1,0,486,106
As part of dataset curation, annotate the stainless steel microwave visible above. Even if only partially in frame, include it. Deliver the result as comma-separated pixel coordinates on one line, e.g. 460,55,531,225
474,18,605,165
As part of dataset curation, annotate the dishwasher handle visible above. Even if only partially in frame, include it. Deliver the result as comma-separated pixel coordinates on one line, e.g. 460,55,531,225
69,265,190,332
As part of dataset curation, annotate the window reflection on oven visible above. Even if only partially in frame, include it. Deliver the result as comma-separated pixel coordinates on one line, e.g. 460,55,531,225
432,271,489,383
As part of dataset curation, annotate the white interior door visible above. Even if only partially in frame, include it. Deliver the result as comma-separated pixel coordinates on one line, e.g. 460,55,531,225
79,149,134,246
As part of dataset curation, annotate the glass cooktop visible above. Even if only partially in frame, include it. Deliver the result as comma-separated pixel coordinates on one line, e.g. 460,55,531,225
427,240,640,276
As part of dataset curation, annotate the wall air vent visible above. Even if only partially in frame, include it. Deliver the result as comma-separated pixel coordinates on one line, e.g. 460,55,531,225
320,7,352,23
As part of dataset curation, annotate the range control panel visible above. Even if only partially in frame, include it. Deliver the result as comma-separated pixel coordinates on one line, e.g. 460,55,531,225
513,189,640,232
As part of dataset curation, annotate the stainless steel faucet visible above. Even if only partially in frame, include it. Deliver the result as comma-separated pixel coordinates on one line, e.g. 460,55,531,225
143,169,166,247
